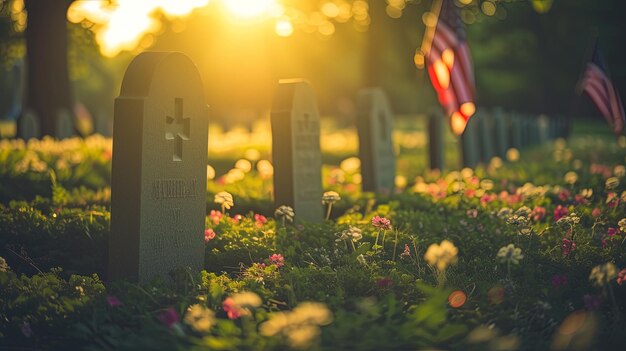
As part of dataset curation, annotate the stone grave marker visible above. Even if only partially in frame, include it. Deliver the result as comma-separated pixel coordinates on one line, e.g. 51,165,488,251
510,113,522,150
493,107,508,159
19,109,40,140
460,116,480,168
477,111,495,163
356,88,396,193
428,109,445,171
271,79,323,222
55,109,74,139
109,52,208,283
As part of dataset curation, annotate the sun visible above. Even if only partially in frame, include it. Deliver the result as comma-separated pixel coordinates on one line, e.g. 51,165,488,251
222,0,277,20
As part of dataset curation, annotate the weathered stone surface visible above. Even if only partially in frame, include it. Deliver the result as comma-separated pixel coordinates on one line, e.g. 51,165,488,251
55,109,74,139
271,79,323,222
109,52,208,283
428,109,445,171
19,109,40,140
356,88,396,193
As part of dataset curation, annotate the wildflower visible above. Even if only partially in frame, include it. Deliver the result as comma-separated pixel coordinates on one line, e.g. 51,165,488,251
605,177,619,190
562,238,576,256
615,165,626,177
606,192,620,207
400,243,410,257
214,191,234,212
376,277,393,288
269,253,285,267
619,218,626,233
497,244,524,265
259,302,332,350
371,216,392,230
579,188,593,198
589,262,617,287
254,214,267,227
222,291,262,319
231,214,243,224
551,274,568,288
209,210,222,224
466,208,478,218
617,269,626,285
424,240,459,271
356,254,367,266
204,229,216,243
158,308,180,328
184,304,215,333
275,205,295,223
553,205,568,221
497,207,513,219
557,212,580,225
583,294,601,310
339,226,362,242
106,295,122,307
592,208,601,218
532,206,546,222
0,257,10,272
564,171,578,185
322,191,341,220
607,227,618,237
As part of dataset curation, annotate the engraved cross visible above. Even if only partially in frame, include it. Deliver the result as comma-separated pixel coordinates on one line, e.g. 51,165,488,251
165,98,190,161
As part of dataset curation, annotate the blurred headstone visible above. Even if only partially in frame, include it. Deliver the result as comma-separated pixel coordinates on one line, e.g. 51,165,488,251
110,52,208,283
356,88,396,194
477,112,495,163
271,79,323,222
493,107,508,159
55,109,74,139
428,110,445,171
19,110,40,140
460,116,480,168
537,114,549,145
510,113,522,151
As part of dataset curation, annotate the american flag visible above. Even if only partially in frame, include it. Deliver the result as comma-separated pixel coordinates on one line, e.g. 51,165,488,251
580,41,625,136
424,0,475,135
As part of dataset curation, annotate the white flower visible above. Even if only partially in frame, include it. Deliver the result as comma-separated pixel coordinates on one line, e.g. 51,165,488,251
214,191,234,209
0,257,9,272
321,191,341,205
497,244,523,265
275,205,295,222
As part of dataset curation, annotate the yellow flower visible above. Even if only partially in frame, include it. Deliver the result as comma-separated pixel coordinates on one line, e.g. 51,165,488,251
260,302,332,350
564,171,578,185
321,191,341,205
605,177,619,190
424,240,458,271
589,262,617,287
184,304,215,332
214,191,234,209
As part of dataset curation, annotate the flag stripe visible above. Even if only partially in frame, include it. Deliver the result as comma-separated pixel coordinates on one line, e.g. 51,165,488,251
581,61,625,134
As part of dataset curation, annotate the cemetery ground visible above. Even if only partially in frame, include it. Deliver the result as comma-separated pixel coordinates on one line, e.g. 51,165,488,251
1,120,626,350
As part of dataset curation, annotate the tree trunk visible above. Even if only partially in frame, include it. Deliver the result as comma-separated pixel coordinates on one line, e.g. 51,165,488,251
21,0,73,138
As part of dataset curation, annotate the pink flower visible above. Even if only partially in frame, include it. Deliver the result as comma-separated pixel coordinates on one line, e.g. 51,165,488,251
401,243,410,257
554,205,568,221
558,190,570,201
592,208,601,218
222,298,241,319
464,189,476,198
607,227,618,237
584,294,601,310
507,194,522,205
231,214,243,224
532,206,546,222
562,238,576,256
574,194,587,205
157,308,180,328
551,274,567,288
480,193,496,205
254,214,267,228
466,209,478,218
204,229,216,243
269,253,285,267
617,269,626,285
209,210,222,225
106,295,122,307
372,216,392,230
376,277,393,288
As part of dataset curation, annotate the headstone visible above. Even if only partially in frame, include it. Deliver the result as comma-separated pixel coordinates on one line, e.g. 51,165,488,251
477,111,495,163
537,114,549,145
109,52,208,283
19,109,40,140
356,88,396,193
271,79,323,222
55,109,74,139
493,107,508,159
510,113,522,150
428,110,445,171
460,116,480,168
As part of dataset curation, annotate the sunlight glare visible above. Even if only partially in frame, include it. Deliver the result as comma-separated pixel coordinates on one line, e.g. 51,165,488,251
223,0,276,19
